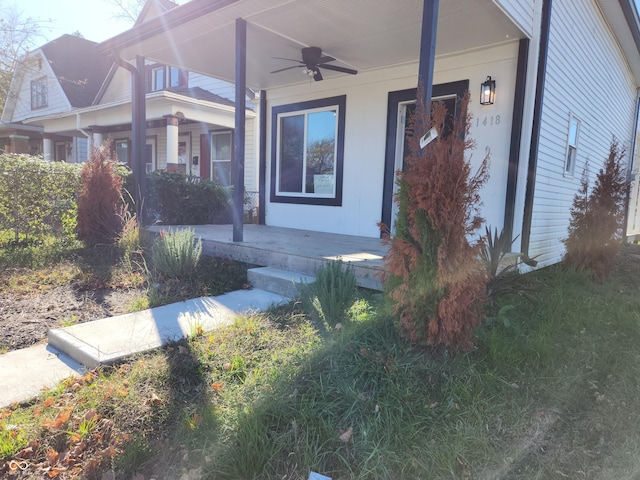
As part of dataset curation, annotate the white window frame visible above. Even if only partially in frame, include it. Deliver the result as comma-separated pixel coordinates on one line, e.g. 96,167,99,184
211,131,233,186
565,114,580,176
151,66,165,91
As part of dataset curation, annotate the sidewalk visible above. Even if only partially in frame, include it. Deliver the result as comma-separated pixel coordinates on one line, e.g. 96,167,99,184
0,288,290,408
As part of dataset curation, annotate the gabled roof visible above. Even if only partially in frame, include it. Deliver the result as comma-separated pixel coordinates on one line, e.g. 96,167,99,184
135,0,179,26
40,34,112,108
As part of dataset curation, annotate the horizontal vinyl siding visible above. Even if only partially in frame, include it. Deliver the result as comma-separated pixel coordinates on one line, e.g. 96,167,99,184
530,0,637,266
188,73,236,102
494,0,535,37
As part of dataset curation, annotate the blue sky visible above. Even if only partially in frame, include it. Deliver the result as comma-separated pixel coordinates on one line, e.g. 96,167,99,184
12,0,185,44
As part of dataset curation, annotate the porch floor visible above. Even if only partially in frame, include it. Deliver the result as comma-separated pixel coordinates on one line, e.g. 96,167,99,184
153,225,389,291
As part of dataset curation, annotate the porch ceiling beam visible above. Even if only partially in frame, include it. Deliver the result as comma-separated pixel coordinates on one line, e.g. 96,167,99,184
233,18,247,242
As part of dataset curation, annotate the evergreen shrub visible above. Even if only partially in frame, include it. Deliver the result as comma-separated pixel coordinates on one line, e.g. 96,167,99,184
381,89,490,351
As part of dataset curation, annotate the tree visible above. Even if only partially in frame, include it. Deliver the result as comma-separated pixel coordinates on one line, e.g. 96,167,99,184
0,3,43,117
563,139,628,279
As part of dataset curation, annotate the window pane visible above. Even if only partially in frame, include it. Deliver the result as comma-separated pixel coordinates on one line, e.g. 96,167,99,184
169,67,180,87
213,162,232,186
152,67,164,91
305,110,336,194
568,118,578,145
213,133,231,160
279,115,305,193
116,140,128,164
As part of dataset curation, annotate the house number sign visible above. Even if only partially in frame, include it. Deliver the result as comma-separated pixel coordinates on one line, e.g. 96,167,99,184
475,114,502,128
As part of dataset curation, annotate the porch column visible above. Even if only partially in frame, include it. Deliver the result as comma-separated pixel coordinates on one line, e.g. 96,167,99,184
165,115,180,165
132,55,147,221
233,17,247,242
418,0,439,116
43,136,54,162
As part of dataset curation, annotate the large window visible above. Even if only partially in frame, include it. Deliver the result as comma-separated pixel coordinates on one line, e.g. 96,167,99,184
211,131,233,186
565,115,580,176
271,95,346,205
31,77,48,109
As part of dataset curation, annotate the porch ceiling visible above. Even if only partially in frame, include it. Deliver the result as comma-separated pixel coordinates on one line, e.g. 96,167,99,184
99,0,525,90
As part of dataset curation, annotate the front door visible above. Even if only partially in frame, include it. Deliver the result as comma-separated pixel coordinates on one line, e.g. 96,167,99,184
381,80,469,235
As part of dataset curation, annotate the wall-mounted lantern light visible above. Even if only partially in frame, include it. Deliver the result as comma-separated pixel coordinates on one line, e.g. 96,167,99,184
480,76,496,105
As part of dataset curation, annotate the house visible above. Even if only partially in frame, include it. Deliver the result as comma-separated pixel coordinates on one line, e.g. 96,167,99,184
0,34,112,162
0,0,260,207
94,0,640,267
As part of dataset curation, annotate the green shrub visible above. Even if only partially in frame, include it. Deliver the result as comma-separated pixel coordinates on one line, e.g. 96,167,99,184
0,154,81,243
298,260,357,329
145,171,232,225
563,139,628,280
152,227,202,279
76,142,124,246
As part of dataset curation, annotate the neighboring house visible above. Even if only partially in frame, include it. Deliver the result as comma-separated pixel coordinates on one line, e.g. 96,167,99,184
0,0,259,204
96,0,640,266
0,34,111,162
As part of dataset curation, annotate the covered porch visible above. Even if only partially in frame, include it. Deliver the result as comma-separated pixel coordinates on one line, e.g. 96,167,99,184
151,224,388,291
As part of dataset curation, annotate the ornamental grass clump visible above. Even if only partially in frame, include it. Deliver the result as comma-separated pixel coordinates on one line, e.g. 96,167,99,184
563,139,628,280
298,259,357,329
152,227,202,279
381,88,490,351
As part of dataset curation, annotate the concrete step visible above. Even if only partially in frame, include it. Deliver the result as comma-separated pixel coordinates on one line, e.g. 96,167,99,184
48,289,291,369
248,267,315,298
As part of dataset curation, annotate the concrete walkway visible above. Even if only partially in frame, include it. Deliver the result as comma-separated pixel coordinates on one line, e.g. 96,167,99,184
0,288,290,408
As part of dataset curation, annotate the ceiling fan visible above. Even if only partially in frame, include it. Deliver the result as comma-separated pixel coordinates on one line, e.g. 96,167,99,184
271,46,357,81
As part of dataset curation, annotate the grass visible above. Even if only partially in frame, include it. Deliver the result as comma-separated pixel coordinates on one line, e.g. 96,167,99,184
2,237,640,478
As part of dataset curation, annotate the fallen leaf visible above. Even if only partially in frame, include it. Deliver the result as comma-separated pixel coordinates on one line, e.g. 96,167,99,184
146,393,162,406
211,382,224,393
46,448,59,466
338,426,353,444
43,397,55,408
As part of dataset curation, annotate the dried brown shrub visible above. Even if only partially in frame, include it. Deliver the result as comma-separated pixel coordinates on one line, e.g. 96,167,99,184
381,88,490,351
76,141,124,246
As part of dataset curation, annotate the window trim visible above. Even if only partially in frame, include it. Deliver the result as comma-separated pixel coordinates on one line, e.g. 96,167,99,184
564,114,580,177
147,63,189,92
30,76,48,109
270,95,346,206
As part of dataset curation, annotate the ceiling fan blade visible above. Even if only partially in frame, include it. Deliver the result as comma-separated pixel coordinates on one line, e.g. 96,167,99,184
272,56,303,63
319,64,358,75
317,55,336,65
271,65,304,74
313,69,323,81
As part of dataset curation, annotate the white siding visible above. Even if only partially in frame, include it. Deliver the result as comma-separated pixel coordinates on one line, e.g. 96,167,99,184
99,68,132,104
188,73,236,102
494,0,536,37
530,0,637,266
265,42,520,238
10,52,72,122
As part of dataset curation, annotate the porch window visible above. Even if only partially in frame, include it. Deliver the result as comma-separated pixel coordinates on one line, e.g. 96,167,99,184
151,66,165,92
115,138,129,166
271,95,345,206
211,131,233,186
31,77,48,109
565,115,580,176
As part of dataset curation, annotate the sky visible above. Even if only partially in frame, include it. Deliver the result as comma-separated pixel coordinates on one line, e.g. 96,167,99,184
8,0,184,45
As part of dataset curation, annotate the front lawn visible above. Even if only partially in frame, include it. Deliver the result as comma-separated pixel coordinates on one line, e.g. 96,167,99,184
1,244,640,479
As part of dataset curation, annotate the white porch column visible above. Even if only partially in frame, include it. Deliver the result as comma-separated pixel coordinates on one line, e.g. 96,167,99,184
93,132,103,147
165,114,179,165
43,137,54,162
